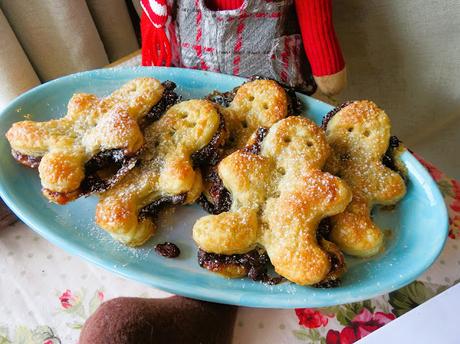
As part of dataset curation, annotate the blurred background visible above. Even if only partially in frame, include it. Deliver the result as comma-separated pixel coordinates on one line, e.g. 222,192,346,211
0,0,458,178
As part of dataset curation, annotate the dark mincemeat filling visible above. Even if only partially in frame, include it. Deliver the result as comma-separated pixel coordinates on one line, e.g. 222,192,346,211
80,149,138,195
11,150,42,169
191,113,226,168
382,136,401,172
198,168,232,215
206,90,236,108
141,80,180,127
198,232,344,288
321,101,353,130
139,193,187,221
314,254,342,289
198,248,283,285
199,126,269,215
314,218,345,289
11,148,137,196
188,111,231,215
316,218,332,243
243,127,269,155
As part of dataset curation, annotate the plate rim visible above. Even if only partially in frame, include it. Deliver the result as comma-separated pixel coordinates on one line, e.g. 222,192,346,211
0,67,449,308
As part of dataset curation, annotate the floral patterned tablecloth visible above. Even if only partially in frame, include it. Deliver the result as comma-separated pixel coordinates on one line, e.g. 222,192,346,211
1,57,459,344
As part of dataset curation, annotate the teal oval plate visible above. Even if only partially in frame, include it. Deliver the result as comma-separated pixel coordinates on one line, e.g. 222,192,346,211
0,67,448,308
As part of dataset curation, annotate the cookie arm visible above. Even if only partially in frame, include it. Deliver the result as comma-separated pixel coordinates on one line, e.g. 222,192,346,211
369,165,407,205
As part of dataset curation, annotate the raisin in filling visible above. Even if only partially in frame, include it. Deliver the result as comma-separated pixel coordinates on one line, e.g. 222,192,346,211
316,218,332,243
142,80,180,126
139,193,187,221
198,168,232,215
191,112,226,168
198,248,283,285
11,150,42,169
321,101,353,130
382,136,401,172
243,127,269,155
206,90,236,108
314,218,346,288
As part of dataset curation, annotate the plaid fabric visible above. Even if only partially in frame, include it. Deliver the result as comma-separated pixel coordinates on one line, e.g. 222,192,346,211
172,0,315,93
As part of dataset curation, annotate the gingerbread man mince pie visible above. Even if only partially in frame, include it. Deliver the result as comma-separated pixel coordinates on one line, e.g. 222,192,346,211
201,78,299,214
5,78,178,204
193,116,352,286
323,101,407,257
96,99,224,246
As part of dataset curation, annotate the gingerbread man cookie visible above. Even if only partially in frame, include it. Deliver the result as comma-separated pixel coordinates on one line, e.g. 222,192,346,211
96,100,224,246
323,101,406,257
6,78,177,204
201,78,298,214
193,116,352,286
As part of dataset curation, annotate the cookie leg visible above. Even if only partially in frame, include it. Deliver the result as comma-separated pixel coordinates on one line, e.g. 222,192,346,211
193,208,259,255
330,201,384,257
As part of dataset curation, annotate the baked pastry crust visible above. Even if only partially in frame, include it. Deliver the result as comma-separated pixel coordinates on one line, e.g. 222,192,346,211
6,78,166,204
96,100,222,246
324,101,407,257
193,116,352,285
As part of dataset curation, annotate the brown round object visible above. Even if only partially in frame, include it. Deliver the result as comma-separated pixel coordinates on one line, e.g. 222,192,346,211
79,296,237,344
0,198,17,228
154,242,181,258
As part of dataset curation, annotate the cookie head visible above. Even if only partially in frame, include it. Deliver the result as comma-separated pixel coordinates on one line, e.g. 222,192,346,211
230,79,288,128
261,116,331,172
325,101,391,161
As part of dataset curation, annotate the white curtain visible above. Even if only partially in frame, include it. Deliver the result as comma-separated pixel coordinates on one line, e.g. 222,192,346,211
0,0,138,106
334,0,460,179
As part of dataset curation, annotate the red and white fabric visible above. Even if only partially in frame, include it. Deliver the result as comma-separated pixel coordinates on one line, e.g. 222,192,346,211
140,0,345,94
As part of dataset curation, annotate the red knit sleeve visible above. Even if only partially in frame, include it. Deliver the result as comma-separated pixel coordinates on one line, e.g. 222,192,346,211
295,0,345,77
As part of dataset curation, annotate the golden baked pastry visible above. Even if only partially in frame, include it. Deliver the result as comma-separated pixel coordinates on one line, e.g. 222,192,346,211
5,78,174,204
219,79,291,152
323,101,407,257
96,100,223,246
193,116,352,286
201,78,295,214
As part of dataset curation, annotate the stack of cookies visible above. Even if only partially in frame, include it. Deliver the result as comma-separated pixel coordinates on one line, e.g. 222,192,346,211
5,77,406,287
